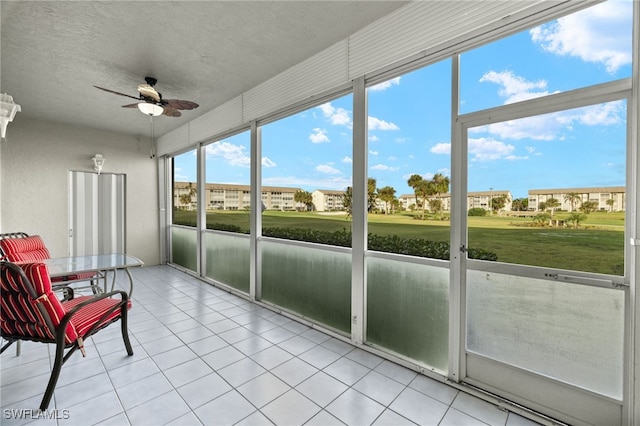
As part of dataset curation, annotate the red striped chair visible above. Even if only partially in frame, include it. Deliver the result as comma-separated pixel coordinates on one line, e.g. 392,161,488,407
0,261,133,410
0,234,101,293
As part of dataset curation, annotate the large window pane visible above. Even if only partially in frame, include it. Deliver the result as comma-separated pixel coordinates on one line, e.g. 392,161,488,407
204,131,251,233
204,231,249,292
467,270,624,399
460,1,632,114
171,226,197,271
467,101,626,275
172,149,198,227
367,257,449,372
366,60,454,260
260,94,353,246
261,241,351,333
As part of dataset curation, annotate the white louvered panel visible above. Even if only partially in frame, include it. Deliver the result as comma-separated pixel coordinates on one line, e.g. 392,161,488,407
189,95,243,144
243,40,348,122
157,121,190,156
348,0,541,79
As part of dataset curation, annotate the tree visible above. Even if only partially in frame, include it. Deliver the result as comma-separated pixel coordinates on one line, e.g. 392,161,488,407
343,178,380,217
511,198,528,211
489,194,509,215
566,212,587,228
533,212,550,226
564,192,581,212
367,177,378,212
580,200,599,213
179,182,196,210
545,197,560,217
407,174,435,220
377,186,396,214
606,198,615,212
428,198,442,214
343,187,353,219
430,173,450,218
294,190,314,211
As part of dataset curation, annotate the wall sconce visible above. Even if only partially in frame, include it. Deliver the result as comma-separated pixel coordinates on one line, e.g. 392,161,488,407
0,93,21,139
92,154,106,174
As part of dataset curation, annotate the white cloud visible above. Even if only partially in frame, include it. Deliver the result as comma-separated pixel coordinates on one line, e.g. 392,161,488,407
473,100,624,140
368,135,380,142
262,157,277,168
342,156,352,163
469,138,521,162
403,172,434,181
480,70,551,104
206,141,250,167
530,0,632,74
369,150,379,156
309,128,330,143
316,164,341,175
368,77,401,92
388,156,398,161
370,164,399,172
368,116,399,131
430,143,451,155
318,102,352,127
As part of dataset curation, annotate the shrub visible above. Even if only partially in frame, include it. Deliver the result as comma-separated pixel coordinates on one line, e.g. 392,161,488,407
468,208,487,217
207,223,245,233
263,227,497,261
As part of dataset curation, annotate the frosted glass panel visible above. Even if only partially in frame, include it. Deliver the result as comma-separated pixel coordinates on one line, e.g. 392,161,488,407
171,226,197,272
261,241,351,333
367,257,448,372
204,231,250,293
467,270,624,399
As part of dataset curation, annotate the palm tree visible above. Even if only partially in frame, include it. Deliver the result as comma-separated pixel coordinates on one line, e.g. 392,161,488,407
294,190,313,211
563,192,581,212
430,173,450,218
606,198,615,212
545,197,560,217
179,182,196,210
407,174,434,220
377,186,396,214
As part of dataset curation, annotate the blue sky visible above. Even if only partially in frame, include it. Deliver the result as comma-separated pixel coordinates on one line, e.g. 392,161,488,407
175,0,632,200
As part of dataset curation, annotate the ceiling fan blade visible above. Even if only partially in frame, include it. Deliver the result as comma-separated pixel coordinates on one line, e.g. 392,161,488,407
138,84,160,102
94,85,140,100
163,99,199,110
121,103,140,108
162,106,182,117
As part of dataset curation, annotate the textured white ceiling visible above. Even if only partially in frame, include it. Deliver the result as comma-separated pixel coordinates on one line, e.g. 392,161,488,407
0,1,407,139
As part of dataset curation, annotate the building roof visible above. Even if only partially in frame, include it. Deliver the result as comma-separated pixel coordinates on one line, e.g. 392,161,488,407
528,186,625,195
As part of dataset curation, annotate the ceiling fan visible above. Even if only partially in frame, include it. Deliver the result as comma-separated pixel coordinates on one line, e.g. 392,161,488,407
94,77,199,117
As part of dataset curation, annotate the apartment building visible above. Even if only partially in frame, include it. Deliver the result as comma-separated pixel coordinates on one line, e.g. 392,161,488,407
311,189,346,212
528,186,626,212
174,182,303,211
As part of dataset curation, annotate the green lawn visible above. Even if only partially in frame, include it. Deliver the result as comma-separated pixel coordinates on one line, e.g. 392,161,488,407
173,209,624,275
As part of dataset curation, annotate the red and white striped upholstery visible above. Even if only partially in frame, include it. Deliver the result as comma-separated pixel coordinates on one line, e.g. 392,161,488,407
0,262,131,346
0,235,96,283
0,261,134,411
0,235,51,262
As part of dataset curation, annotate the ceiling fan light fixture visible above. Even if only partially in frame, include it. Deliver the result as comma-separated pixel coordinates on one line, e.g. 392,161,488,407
137,102,163,117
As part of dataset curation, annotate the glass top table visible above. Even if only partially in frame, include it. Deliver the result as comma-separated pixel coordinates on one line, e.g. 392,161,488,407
43,254,143,296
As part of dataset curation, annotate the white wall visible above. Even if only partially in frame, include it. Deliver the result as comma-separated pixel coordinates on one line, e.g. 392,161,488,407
0,117,160,265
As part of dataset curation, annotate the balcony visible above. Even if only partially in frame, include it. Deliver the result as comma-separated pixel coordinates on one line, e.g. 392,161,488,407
1,265,537,425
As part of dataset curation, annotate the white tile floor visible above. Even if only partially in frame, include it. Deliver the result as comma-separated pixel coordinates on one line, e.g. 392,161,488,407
1,265,541,426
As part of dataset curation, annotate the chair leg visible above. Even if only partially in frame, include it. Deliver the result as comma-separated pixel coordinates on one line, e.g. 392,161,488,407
120,305,134,356
15,340,20,357
0,338,15,354
40,336,65,410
